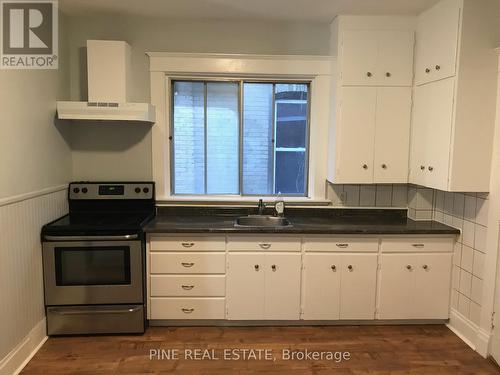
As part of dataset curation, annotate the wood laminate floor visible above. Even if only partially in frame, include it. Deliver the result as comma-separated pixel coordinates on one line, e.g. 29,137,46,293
22,325,500,374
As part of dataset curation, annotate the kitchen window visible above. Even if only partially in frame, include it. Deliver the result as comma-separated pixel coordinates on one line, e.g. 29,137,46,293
171,80,310,196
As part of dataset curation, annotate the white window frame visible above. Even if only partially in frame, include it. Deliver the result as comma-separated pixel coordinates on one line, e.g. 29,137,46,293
147,52,333,203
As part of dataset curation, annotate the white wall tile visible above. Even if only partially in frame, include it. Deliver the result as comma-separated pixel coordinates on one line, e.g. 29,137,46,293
434,190,444,212
415,210,433,220
462,220,475,248
451,290,459,310
464,195,477,222
444,192,454,214
444,214,453,226
460,245,473,273
473,250,485,279
458,294,471,318
471,276,483,305
327,184,344,206
453,193,465,218
391,185,408,207
375,185,392,207
343,185,360,207
408,187,417,209
459,270,472,297
470,302,481,325
359,185,376,206
475,198,489,227
433,210,444,223
416,188,434,210
474,224,487,253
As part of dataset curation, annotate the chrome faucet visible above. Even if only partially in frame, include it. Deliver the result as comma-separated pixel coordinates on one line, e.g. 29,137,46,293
257,199,265,215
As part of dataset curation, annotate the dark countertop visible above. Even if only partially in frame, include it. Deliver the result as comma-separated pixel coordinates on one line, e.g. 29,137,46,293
143,207,460,235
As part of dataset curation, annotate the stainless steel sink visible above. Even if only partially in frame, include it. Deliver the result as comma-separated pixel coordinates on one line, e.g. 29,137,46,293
235,215,292,227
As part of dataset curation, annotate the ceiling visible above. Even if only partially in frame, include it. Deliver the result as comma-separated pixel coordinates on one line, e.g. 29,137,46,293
59,0,441,22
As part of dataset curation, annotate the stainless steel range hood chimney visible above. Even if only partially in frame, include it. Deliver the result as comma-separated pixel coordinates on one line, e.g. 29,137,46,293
57,40,155,123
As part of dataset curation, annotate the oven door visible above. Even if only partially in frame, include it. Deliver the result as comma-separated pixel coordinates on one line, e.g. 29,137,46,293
42,238,143,305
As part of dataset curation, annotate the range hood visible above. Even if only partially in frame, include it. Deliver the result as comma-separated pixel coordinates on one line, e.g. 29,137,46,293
57,40,155,123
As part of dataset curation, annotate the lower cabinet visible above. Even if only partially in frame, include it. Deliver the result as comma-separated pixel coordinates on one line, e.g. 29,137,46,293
227,253,301,320
302,253,377,320
378,253,453,319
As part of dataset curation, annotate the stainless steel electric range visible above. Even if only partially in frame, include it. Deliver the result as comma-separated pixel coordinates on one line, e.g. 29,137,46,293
41,182,155,335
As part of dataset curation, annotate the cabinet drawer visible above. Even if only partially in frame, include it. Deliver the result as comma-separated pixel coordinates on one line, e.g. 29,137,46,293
227,235,301,252
150,253,226,274
380,237,454,253
304,237,378,252
150,298,225,319
150,236,226,252
150,275,226,297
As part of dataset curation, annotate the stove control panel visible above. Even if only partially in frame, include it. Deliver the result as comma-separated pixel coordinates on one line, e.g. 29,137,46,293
69,182,154,200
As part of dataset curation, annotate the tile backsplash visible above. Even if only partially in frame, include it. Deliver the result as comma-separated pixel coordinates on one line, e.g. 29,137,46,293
327,182,490,326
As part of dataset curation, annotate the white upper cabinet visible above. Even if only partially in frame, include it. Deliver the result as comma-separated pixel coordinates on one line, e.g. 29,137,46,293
414,0,461,86
341,30,414,86
409,0,499,191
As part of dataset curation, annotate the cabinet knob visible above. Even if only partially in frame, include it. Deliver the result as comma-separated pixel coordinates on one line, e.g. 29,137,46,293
259,243,272,249
336,243,349,248
181,285,194,290
362,164,368,170
420,165,425,171
347,265,353,271
435,65,441,71
254,264,260,271
181,242,195,248
181,262,195,268
423,264,429,270
385,72,391,77
428,166,434,172
406,265,412,270
425,68,431,73
181,308,194,314
271,264,277,271
331,265,337,271
366,72,373,77
381,164,387,169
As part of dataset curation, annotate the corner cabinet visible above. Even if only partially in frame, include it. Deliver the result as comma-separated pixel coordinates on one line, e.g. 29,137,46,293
328,18,414,184
409,0,498,192
147,234,456,323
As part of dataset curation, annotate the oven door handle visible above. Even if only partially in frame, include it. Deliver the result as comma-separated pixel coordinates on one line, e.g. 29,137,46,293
44,234,139,241
50,306,142,315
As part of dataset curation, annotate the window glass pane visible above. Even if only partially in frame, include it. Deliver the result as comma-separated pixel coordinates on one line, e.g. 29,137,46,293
206,82,240,194
173,81,205,194
274,84,308,195
242,83,274,195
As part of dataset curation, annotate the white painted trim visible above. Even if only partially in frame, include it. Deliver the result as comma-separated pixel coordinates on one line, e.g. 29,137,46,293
447,309,479,351
148,53,333,201
476,327,492,358
0,184,67,207
0,318,47,375
495,47,500,55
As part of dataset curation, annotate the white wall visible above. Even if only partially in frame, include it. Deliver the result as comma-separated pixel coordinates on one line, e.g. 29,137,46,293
64,13,331,181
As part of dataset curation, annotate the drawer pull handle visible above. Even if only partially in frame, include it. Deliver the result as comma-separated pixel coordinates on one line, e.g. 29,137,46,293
181,285,194,290
182,308,194,314
181,242,195,248
271,264,277,271
422,264,429,270
347,265,353,271
336,243,349,248
254,264,260,271
181,262,195,268
331,265,337,271
259,243,272,249
406,265,413,270
412,244,425,248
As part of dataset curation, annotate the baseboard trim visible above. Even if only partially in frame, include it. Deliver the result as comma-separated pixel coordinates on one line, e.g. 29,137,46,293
0,318,47,375
476,328,492,358
447,309,479,351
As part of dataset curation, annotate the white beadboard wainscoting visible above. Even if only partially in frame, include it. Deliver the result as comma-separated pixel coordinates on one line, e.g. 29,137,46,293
0,186,68,375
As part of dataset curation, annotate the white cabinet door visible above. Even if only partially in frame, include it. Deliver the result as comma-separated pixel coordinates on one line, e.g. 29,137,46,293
414,253,453,319
378,254,417,319
341,30,379,86
426,77,455,190
415,0,461,85
339,254,377,320
377,31,414,87
227,254,265,319
337,87,377,183
409,84,431,186
265,254,301,320
373,87,412,183
302,254,341,320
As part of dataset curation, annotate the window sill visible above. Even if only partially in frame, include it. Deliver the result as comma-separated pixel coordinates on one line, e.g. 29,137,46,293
156,195,331,207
